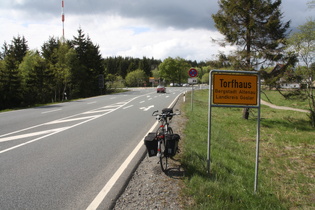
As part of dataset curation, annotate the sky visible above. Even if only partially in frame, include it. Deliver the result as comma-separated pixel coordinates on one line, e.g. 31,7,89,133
0,0,314,62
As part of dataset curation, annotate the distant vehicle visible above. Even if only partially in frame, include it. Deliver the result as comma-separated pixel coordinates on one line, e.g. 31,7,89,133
157,85,166,93
183,83,190,87
170,83,180,87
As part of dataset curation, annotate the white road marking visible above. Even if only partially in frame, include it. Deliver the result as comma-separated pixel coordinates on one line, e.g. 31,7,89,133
0,91,155,154
83,109,115,114
86,120,159,210
139,101,145,104
87,101,97,105
41,109,62,114
0,106,123,154
0,127,71,143
139,105,154,111
0,112,106,154
123,105,133,109
45,115,102,125
86,92,182,210
0,127,74,154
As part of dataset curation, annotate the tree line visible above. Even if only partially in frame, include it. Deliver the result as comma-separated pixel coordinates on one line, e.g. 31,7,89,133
1,0,314,126
0,28,207,110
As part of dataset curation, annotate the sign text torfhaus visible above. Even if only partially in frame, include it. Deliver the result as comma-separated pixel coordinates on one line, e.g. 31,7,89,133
213,74,258,105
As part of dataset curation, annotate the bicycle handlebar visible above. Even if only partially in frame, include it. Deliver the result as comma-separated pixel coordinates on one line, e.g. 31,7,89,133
152,110,180,117
152,110,159,116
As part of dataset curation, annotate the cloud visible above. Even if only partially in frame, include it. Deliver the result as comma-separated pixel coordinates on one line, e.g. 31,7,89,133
0,0,314,62
5,0,217,30
3,0,314,30
68,15,225,61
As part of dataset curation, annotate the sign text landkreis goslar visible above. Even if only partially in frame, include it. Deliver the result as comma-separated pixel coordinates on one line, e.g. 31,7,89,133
213,74,258,105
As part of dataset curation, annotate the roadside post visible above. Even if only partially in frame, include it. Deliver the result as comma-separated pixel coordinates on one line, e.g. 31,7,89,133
188,68,198,111
149,77,155,87
207,70,261,192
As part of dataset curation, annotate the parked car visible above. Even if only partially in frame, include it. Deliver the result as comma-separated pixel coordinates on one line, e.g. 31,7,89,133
170,83,180,87
157,85,166,93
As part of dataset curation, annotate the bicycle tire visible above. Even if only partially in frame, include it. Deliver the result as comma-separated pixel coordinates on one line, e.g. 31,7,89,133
160,138,168,172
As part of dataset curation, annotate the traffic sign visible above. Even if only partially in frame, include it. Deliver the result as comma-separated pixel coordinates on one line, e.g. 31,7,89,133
188,68,198,77
212,74,258,105
188,78,197,84
208,70,261,192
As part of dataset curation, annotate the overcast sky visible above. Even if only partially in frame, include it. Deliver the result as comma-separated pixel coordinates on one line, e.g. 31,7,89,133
0,0,314,62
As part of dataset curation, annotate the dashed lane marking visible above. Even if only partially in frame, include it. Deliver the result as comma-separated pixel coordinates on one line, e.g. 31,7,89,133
123,105,133,109
41,109,62,114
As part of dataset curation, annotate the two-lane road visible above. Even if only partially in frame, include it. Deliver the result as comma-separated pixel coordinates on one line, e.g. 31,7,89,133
0,87,187,209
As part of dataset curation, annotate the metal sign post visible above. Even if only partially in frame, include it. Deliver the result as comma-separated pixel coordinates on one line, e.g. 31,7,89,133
149,77,155,87
188,68,198,112
208,70,261,192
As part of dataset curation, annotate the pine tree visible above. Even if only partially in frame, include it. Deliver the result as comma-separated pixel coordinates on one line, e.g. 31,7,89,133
71,28,104,97
0,35,29,108
212,0,290,70
212,0,290,119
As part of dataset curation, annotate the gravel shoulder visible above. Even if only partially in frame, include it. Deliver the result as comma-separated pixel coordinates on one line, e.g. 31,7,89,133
113,99,189,209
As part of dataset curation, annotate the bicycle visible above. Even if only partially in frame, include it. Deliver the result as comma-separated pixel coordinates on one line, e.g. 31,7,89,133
150,108,180,172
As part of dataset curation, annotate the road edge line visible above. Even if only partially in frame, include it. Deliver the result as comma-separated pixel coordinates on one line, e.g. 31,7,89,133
86,92,183,210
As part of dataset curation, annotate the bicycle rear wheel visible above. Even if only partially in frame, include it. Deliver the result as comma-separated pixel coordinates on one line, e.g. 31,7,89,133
159,139,168,172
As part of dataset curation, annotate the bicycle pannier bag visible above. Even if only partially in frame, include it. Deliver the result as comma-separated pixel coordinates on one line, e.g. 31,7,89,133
165,134,180,157
144,133,158,157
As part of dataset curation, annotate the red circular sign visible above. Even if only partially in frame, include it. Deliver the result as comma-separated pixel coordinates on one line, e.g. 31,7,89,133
188,68,198,77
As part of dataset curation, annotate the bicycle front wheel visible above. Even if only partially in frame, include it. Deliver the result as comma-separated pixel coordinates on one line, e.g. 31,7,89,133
166,126,173,134
160,139,168,172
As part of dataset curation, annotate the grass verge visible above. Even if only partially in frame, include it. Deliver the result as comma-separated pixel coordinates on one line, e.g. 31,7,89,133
179,89,314,209
261,89,309,110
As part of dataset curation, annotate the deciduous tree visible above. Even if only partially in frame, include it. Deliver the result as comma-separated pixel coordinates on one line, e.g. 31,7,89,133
287,19,315,126
125,69,146,87
158,57,190,85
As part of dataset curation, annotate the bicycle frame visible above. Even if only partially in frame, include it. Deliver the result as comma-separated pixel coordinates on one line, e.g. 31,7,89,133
152,110,176,172
156,120,168,158
144,109,180,171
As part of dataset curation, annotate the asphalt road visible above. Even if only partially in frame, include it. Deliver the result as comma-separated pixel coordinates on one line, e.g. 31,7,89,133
0,87,188,210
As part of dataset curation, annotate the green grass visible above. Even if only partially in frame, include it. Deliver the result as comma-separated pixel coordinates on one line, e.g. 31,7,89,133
179,89,314,209
261,89,309,110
